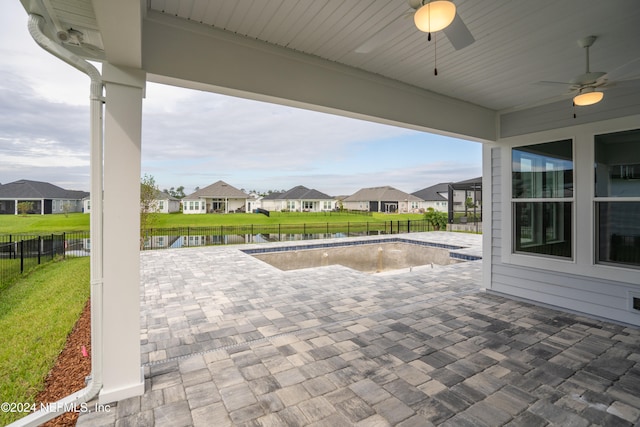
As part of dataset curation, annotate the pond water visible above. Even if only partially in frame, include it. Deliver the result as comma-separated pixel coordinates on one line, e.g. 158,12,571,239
143,231,385,249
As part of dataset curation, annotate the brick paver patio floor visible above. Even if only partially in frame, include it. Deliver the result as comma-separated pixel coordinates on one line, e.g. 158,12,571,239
77,232,640,426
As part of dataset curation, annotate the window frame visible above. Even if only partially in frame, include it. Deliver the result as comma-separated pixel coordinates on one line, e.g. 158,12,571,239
511,139,575,261
593,128,640,270
499,117,640,285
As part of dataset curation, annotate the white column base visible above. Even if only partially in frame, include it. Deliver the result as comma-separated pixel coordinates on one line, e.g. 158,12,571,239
98,367,145,404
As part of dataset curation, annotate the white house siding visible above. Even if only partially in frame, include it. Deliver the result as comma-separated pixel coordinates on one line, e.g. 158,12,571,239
156,199,180,213
342,201,369,212
182,200,206,214
261,199,333,212
299,200,334,212
182,198,246,213
260,199,283,212
420,200,448,212
246,195,262,212
487,116,640,327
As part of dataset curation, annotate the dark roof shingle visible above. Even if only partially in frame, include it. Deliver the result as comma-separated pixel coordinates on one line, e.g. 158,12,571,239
279,185,332,200
0,179,89,199
344,186,422,202
412,182,451,201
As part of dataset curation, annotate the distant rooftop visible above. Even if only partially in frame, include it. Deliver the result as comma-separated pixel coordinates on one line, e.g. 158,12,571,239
0,179,88,199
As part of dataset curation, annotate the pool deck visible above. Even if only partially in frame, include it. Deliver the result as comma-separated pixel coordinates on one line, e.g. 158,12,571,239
77,232,640,426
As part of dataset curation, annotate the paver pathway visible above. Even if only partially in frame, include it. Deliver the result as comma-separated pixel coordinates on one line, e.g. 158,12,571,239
77,233,640,426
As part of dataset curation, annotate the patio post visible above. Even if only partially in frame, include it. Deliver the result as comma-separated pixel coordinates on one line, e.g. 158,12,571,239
99,64,146,403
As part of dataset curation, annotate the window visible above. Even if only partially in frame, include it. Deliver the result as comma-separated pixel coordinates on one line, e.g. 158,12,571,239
159,201,164,210
594,129,640,269
211,199,226,211
302,201,314,210
512,140,573,258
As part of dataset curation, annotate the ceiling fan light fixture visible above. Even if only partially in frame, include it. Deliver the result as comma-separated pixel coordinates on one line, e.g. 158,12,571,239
573,87,604,106
414,1,456,33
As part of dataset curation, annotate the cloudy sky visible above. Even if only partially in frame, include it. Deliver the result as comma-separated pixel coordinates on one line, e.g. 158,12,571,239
0,2,481,196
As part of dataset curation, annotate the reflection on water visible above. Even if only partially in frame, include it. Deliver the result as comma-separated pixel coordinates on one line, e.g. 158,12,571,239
62,231,391,255
142,232,385,250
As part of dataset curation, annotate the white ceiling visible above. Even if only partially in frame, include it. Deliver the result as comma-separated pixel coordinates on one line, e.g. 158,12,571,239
141,0,640,112
26,0,640,118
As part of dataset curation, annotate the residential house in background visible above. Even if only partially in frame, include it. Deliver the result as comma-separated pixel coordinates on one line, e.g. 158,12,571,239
246,192,263,213
412,182,451,213
342,186,422,213
83,195,91,214
261,185,334,212
0,179,89,215
448,176,482,223
181,180,249,214
154,190,181,213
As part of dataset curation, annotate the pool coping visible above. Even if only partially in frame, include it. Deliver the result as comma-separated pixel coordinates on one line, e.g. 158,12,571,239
240,236,482,262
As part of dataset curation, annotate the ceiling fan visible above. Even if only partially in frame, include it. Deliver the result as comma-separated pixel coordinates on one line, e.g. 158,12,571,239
539,36,611,109
538,35,640,116
355,0,474,55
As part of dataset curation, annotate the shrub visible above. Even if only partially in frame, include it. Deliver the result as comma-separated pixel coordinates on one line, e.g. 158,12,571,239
424,208,448,231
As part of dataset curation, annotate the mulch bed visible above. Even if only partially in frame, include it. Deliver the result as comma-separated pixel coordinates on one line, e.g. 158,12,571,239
35,299,92,427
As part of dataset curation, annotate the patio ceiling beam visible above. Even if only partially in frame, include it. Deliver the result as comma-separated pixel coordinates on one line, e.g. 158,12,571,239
92,0,143,68
142,11,496,143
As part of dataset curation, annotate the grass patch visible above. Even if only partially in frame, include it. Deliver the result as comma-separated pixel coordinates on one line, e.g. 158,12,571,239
0,257,90,426
147,211,426,228
0,211,426,235
0,213,89,234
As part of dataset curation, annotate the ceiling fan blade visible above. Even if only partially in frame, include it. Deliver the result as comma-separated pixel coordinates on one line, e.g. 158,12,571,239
536,80,573,86
609,78,640,88
355,13,411,54
604,57,640,81
442,12,474,50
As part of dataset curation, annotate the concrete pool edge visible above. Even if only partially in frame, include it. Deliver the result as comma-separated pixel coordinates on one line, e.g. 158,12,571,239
240,236,482,262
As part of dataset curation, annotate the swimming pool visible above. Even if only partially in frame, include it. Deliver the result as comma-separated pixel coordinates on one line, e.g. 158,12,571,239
242,238,479,273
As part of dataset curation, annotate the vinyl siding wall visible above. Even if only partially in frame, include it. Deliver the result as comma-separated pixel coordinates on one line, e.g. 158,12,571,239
488,115,640,326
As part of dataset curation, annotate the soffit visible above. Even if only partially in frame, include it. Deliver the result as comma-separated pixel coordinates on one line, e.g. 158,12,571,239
146,0,640,112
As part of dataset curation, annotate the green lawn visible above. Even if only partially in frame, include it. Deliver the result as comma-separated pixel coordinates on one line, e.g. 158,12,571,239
0,213,89,234
1,211,426,234
0,257,90,426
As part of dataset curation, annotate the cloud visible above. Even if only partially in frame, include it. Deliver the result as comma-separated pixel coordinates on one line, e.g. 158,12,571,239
0,3,93,107
1,2,481,196
233,161,482,196
142,83,414,171
0,70,91,189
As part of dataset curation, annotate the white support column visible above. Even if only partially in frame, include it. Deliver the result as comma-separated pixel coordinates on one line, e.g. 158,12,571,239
99,64,146,404
481,143,493,291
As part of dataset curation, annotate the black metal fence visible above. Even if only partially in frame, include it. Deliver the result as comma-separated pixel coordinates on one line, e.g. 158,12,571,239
0,220,440,286
0,233,67,288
